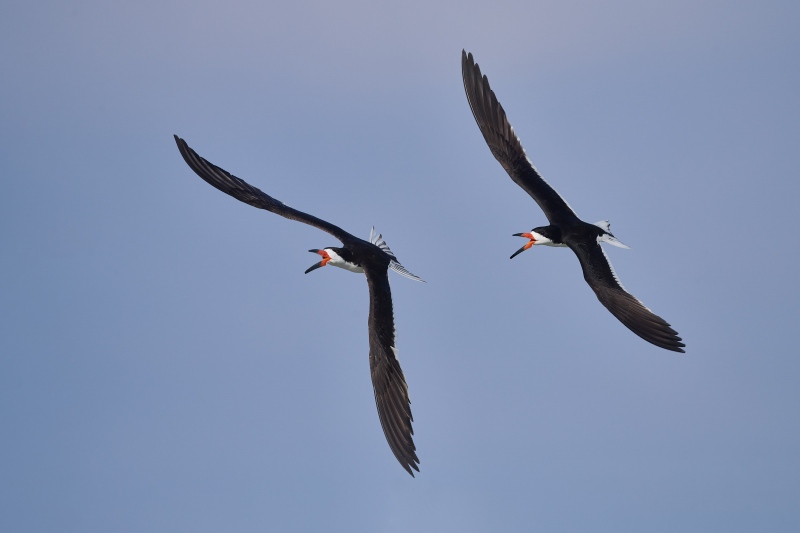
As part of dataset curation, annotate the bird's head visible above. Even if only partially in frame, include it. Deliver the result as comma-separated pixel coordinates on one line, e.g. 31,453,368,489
305,247,363,274
510,227,556,259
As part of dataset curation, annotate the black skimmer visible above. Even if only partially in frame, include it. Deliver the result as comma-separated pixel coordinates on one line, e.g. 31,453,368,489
174,135,424,475
461,51,684,353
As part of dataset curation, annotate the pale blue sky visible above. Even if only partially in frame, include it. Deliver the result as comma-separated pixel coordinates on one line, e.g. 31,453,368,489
2,1,799,531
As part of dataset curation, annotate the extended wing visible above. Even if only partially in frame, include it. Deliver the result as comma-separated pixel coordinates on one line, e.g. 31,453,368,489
461,50,578,225
364,266,420,475
175,135,356,244
566,238,685,352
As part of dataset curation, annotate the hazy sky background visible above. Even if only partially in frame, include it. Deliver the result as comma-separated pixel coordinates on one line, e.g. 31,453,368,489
2,1,799,531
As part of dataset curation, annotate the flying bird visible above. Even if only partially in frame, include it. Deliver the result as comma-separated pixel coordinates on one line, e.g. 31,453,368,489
461,51,684,352
174,135,424,475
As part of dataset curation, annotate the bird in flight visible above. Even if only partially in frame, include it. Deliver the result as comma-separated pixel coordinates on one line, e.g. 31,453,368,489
175,135,424,475
461,51,684,352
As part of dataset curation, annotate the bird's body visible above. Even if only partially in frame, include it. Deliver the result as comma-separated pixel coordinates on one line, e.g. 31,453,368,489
461,51,684,353
174,135,423,475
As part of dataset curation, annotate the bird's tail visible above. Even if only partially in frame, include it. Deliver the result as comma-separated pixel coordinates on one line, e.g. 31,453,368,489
594,220,630,249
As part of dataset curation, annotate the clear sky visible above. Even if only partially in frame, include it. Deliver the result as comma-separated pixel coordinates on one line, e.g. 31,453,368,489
2,1,799,531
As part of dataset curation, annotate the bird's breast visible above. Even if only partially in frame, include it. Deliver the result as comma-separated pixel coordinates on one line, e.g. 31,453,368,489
325,249,365,273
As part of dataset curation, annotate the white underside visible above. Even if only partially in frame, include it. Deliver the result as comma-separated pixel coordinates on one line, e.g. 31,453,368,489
325,249,364,273
531,230,566,248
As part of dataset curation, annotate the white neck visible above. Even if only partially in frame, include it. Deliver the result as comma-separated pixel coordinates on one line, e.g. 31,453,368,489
325,249,364,273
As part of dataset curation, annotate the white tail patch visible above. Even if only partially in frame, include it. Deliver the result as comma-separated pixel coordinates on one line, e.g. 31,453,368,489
369,226,396,259
369,227,426,283
595,220,630,249
594,220,611,232
390,260,425,283
600,234,630,249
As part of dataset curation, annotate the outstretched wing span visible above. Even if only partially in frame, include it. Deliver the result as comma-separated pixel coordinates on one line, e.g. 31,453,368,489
364,266,420,475
461,50,578,225
175,135,356,244
176,135,422,473
566,238,685,352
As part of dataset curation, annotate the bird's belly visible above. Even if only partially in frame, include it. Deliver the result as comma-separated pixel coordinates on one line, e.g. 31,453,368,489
331,261,365,274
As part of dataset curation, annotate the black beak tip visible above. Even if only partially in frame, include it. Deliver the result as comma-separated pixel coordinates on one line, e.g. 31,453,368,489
305,261,325,274
509,245,529,260
308,249,320,254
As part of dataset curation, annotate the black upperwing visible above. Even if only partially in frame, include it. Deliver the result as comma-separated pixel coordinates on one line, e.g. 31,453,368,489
175,135,356,244
565,237,685,353
461,50,578,225
363,265,419,476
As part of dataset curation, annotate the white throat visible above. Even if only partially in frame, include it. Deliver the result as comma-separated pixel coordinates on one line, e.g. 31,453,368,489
325,249,364,273
531,231,565,247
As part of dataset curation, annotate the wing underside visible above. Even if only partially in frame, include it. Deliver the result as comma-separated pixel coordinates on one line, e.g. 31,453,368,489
568,239,685,352
175,135,355,243
364,267,419,475
461,51,577,224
